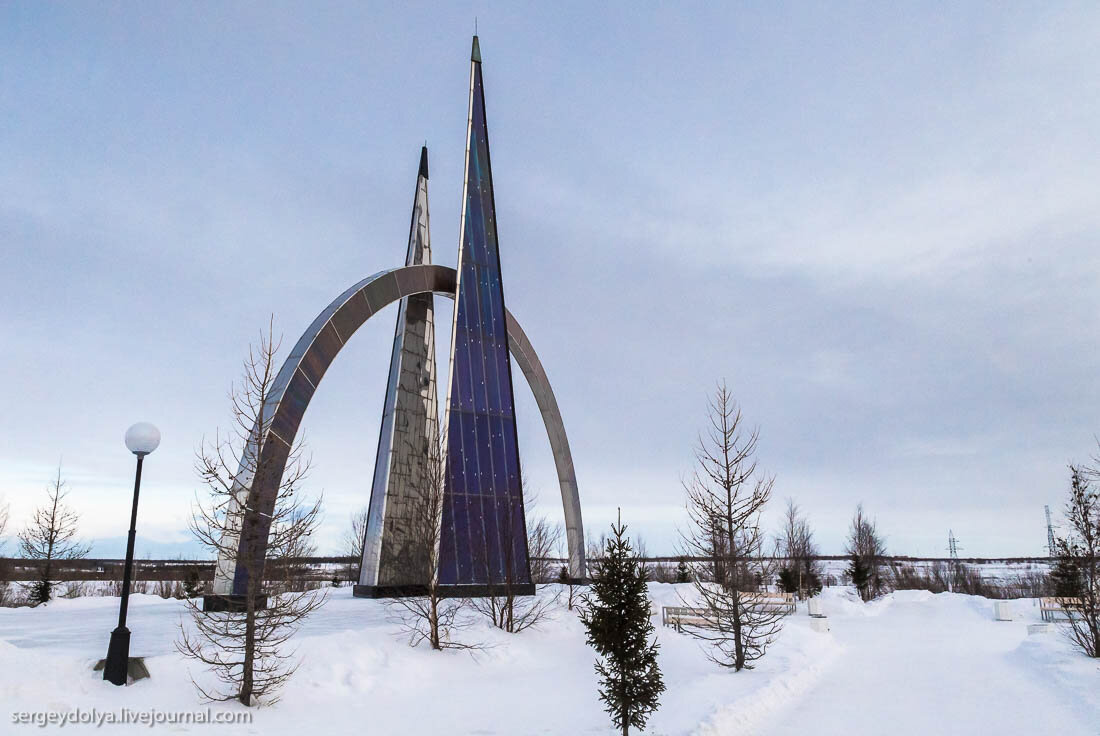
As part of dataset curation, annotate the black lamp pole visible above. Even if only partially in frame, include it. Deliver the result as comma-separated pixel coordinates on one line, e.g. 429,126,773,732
103,452,146,686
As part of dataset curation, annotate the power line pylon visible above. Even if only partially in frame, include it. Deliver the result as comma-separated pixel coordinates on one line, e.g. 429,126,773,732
1045,505,1057,557
946,530,962,592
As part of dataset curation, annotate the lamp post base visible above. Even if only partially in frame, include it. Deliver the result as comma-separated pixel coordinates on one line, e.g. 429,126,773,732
102,627,131,686
94,654,150,685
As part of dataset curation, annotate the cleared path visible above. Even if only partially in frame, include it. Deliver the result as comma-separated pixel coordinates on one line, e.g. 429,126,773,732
768,591,1098,736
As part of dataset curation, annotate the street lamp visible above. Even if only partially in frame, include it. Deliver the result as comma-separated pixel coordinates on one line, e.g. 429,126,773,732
102,422,160,686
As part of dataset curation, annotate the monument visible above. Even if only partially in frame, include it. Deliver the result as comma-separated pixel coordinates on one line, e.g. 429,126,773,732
205,37,582,611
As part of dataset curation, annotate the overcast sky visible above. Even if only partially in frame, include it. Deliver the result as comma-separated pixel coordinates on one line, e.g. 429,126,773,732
2,2,1098,558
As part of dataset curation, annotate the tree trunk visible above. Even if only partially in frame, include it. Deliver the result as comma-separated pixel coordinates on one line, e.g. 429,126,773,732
726,510,745,671
429,588,440,650
241,587,256,706
731,590,745,670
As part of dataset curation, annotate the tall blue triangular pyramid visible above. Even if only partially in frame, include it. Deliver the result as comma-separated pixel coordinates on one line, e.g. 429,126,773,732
438,37,531,590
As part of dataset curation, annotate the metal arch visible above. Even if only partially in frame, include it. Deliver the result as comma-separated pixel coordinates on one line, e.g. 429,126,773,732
503,313,585,586
212,264,585,596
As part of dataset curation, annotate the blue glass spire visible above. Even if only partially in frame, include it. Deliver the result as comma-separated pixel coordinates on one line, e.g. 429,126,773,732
439,37,531,589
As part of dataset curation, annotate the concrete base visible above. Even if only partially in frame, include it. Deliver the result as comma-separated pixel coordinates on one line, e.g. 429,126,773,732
993,600,1014,621
810,617,830,633
353,582,537,599
1027,623,1053,635
94,655,149,685
201,594,269,612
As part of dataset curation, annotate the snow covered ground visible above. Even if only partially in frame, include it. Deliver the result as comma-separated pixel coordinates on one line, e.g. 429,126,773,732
0,585,1096,734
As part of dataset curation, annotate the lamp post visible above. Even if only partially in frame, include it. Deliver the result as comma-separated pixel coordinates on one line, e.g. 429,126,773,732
103,422,160,686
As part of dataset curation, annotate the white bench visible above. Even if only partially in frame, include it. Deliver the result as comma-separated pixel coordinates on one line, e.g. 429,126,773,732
661,593,796,631
661,606,711,631
742,591,796,615
1040,597,1083,622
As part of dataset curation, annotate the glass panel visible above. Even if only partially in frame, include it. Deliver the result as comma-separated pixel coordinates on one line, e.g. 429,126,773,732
439,60,530,589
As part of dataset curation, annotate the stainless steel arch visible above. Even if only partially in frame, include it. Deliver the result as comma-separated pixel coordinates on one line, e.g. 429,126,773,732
211,264,585,598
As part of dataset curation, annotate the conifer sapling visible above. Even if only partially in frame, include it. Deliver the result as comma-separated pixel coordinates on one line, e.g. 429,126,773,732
580,512,665,736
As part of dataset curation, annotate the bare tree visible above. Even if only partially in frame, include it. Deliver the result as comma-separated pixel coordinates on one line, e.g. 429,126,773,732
18,465,90,606
470,487,560,634
177,320,326,706
385,435,476,651
775,499,823,600
1053,462,1100,658
680,382,784,671
585,530,608,579
846,503,887,602
633,534,655,582
339,506,369,586
558,564,582,610
525,497,564,584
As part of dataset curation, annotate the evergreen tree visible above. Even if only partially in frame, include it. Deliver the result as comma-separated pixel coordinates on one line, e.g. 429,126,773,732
778,567,798,594
847,554,870,599
779,565,823,597
18,466,89,606
1051,463,1100,658
675,559,691,584
581,514,665,736
804,568,823,596
1050,556,1082,598
182,569,203,599
846,504,886,602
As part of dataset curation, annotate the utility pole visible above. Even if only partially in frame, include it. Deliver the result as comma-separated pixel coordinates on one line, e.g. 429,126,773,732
1045,505,1056,557
947,530,962,593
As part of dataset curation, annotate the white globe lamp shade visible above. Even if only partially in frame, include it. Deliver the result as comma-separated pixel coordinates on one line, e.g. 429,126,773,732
124,423,161,456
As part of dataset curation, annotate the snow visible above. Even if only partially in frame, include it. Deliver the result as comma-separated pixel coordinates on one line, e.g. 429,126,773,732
1,585,1097,734
765,588,1099,735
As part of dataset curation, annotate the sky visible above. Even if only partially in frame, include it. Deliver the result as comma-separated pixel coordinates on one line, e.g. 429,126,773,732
2,2,1099,559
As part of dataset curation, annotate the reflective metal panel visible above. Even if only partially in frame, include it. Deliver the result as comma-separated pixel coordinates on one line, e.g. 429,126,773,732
359,151,441,589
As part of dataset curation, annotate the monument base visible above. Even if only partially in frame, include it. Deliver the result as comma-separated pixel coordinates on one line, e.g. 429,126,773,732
353,582,537,599
201,594,269,613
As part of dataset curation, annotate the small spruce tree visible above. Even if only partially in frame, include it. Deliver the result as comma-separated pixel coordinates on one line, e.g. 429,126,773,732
1050,555,1082,598
675,559,691,584
182,569,203,599
18,466,89,606
778,567,798,594
848,554,870,599
581,513,664,736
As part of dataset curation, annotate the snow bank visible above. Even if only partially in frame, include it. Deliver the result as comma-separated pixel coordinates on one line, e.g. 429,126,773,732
1,585,1097,734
